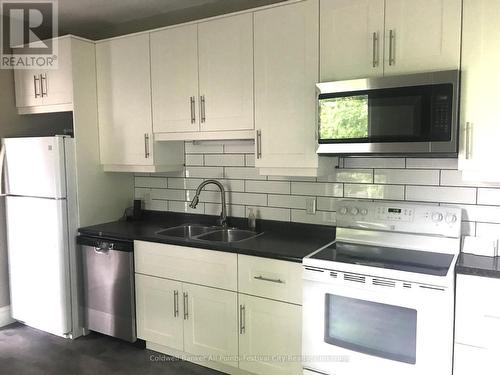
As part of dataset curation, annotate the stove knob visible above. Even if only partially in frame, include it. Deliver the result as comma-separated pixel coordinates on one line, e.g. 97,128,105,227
445,214,457,224
339,207,348,215
360,209,368,216
431,212,444,223
350,207,359,215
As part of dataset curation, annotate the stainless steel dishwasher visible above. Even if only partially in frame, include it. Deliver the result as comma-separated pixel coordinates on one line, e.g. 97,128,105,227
77,235,136,342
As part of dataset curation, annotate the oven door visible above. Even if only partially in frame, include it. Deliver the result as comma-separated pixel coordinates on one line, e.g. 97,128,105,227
302,269,454,375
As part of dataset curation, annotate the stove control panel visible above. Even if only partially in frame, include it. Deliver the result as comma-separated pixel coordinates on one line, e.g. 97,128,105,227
337,200,462,238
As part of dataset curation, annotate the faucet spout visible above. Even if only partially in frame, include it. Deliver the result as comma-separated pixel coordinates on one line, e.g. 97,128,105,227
189,179,228,227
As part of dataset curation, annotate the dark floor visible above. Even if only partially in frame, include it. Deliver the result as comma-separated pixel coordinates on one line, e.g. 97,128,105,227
0,323,224,375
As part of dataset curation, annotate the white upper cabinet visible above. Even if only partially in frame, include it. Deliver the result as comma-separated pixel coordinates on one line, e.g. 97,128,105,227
320,0,385,81
458,0,500,181
14,36,73,114
151,24,200,134
96,34,184,173
152,13,254,141
384,0,461,75
198,13,254,132
320,0,461,80
255,0,330,177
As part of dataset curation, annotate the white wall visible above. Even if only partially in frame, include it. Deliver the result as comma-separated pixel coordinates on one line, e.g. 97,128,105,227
134,140,500,251
0,68,72,308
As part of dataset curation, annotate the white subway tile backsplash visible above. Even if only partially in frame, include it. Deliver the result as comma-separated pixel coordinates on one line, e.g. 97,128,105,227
223,140,255,154
318,169,373,183
224,167,266,180
291,209,336,226
135,176,168,189
206,203,246,218
246,206,290,221
406,186,477,204
185,166,224,179
478,188,500,205
268,194,307,209
134,143,500,243
204,154,245,167
245,154,255,167
406,158,458,170
344,157,405,169
185,154,203,166
151,188,185,201
245,180,290,194
291,182,343,197
374,169,439,185
344,184,405,200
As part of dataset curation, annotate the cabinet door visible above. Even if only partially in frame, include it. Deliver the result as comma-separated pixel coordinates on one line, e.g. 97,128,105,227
239,294,302,375
384,0,461,74
320,0,384,81
151,24,199,133
198,13,254,132
458,0,500,180
135,274,184,351
96,34,153,166
454,344,496,375
183,283,238,366
14,69,43,108
41,37,73,106
254,0,319,172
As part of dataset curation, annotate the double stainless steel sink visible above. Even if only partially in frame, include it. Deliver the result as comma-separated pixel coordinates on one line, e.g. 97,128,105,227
156,224,261,243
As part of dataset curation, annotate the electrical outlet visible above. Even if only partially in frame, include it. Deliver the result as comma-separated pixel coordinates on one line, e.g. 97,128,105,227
306,198,316,215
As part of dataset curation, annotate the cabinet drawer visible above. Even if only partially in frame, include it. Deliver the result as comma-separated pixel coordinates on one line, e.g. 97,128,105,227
135,241,237,291
455,274,500,349
238,255,302,305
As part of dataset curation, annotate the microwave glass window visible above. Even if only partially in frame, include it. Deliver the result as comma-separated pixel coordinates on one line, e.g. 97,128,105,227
319,95,368,140
318,84,453,144
324,294,417,364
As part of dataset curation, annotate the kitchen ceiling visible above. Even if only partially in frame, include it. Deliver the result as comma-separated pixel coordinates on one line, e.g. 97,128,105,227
58,0,285,40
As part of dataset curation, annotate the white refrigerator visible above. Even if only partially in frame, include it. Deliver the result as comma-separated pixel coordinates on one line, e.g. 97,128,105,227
2,136,80,338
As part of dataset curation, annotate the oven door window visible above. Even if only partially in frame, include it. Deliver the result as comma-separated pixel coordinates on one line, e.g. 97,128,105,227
318,84,452,143
324,294,417,364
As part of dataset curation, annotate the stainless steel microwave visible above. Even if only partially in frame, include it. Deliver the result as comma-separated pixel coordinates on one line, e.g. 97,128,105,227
316,70,459,156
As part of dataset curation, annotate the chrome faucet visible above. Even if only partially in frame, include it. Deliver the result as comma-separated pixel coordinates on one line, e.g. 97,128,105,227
189,179,228,227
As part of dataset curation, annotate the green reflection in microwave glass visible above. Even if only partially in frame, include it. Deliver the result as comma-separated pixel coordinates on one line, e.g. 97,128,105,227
320,95,369,140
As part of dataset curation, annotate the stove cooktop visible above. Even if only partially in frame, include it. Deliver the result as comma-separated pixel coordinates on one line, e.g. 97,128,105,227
309,241,455,276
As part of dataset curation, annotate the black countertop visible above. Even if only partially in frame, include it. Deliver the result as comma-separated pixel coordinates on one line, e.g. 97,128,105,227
456,253,500,279
78,211,336,263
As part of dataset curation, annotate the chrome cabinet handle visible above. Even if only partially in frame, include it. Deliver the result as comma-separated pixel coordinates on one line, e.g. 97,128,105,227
465,122,473,160
239,305,245,334
190,96,196,124
40,73,47,97
200,95,206,123
144,134,150,159
183,292,189,320
256,130,262,159
389,29,396,66
254,275,285,284
34,75,41,98
372,32,379,68
174,290,179,317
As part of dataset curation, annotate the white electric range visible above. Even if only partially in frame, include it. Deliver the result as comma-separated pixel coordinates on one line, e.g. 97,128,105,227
302,200,462,375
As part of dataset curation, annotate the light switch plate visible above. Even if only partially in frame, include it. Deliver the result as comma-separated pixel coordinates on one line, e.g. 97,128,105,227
306,198,316,215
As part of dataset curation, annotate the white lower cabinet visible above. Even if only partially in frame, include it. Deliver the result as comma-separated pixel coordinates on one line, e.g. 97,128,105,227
238,294,302,375
136,274,183,350
183,283,239,366
454,274,500,374
135,241,303,374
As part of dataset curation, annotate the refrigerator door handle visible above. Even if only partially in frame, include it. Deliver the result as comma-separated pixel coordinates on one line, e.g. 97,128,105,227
0,142,6,196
